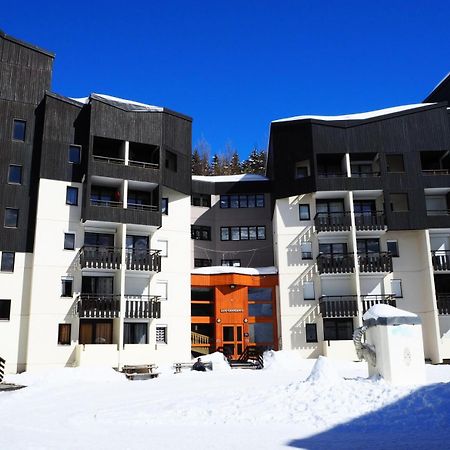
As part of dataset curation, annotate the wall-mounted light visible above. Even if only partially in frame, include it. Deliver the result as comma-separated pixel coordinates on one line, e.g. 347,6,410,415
243,318,248,323
216,318,221,323
230,284,236,289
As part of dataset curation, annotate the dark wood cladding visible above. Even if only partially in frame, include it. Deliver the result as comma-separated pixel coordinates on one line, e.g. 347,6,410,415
90,158,160,184
191,179,271,195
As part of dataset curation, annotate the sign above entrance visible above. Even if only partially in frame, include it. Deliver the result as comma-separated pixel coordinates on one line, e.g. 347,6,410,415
220,308,243,313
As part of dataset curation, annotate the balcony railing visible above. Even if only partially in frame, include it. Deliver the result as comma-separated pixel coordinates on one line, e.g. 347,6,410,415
318,172,347,178
128,159,159,169
125,250,161,272
351,171,381,177
422,169,450,175
426,210,450,216
319,294,396,318
93,155,125,165
358,252,393,273
317,253,354,274
79,246,122,269
125,295,161,319
90,199,123,208
354,212,386,231
431,251,450,271
77,294,120,318
127,202,159,212
314,212,352,232
437,294,450,315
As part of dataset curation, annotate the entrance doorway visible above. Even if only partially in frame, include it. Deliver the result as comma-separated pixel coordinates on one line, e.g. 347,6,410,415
222,325,243,359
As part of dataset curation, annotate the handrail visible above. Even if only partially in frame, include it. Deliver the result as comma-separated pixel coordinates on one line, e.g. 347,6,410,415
191,331,210,345
422,169,449,175
128,159,159,169
426,209,450,216
314,211,350,218
90,199,123,208
93,154,125,165
318,172,347,178
127,202,159,211
351,171,381,177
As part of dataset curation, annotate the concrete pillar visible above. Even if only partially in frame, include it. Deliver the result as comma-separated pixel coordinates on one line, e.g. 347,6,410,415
117,223,127,370
124,141,129,165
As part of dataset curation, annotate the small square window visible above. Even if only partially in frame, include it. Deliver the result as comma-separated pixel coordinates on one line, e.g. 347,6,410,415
391,279,403,298
301,242,313,260
305,323,318,343
156,325,167,344
8,165,22,184
0,300,11,320
1,252,15,272
4,208,19,228
299,204,311,220
66,187,79,205
303,281,315,300
12,119,26,141
61,278,73,297
161,198,169,215
68,145,81,164
64,233,75,250
387,240,399,257
156,281,168,301
58,324,71,345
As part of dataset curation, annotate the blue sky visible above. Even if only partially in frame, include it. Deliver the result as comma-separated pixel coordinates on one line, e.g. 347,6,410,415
3,1,449,159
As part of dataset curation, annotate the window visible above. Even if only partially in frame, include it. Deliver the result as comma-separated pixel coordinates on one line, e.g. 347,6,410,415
191,225,211,241
194,258,212,268
301,242,312,260
4,208,19,228
220,226,266,241
58,324,71,345
391,279,403,298
156,280,168,301
0,300,11,320
249,323,274,344
219,194,264,208
64,233,75,250
390,193,409,212
68,145,81,164
66,187,79,205
303,281,315,300
61,278,73,297
323,318,353,340
8,165,22,184
386,154,405,172
387,240,399,257
156,325,167,344
1,252,15,272
161,198,169,215
316,200,345,214
299,204,310,220
356,239,380,254
221,259,241,267
295,160,310,179
12,119,26,141
248,288,273,317
79,319,113,344
192,193,211,207
165,150,177,171
124,322,148,344
156,240,168,257
305,323,318,343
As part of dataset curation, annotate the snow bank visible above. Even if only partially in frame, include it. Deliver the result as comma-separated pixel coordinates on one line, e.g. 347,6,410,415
363,304,417,322
192,174,269,183
198,352,231,371
192,266,277,276
306,356,342,385
263,350,308,371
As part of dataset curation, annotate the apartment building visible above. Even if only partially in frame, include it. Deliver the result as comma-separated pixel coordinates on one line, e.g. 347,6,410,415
0,31,192,372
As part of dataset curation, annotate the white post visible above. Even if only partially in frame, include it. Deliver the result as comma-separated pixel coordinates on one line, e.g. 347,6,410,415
117,223,127,370
124,141,129,165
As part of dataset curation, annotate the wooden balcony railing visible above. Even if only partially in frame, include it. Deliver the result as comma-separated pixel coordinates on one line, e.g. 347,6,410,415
437,294,450,315
431,251,450,271
354,212,386,231
77,294,120,318
191,331,211,345
125,249,161,272
320,294,396,318
317,253,354,274
359,252,393,273
314,212,352,232
79,246,122,269
125,295,161,319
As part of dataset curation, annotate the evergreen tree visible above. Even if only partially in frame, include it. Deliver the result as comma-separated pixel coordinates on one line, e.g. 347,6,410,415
191,149,202,175
229,151,241,174
242,148,267,175
193,137,212,175
211,154,222,175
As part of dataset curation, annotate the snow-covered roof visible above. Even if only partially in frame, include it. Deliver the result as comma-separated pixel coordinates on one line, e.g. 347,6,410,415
69,93,163,112
272,103,436,124
429,72,450,95
192,174,269,183
192,266,277,276
363,304,417,321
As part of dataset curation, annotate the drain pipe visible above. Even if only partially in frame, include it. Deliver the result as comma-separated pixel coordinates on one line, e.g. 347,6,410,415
353,325,376,367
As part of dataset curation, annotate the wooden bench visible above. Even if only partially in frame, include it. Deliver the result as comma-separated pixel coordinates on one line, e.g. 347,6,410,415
173,361,213,373
122,364,160,380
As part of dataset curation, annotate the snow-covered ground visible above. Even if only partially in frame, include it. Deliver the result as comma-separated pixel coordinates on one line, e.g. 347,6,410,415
1,351,450,449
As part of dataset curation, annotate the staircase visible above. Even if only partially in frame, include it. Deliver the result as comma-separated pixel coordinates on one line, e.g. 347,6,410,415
191,331,211,355
229,346,264,370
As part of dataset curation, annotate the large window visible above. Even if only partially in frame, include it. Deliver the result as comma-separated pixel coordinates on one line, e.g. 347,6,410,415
356,239,380,254
323,318,353,340
1,252,15,272
191,193,211,207
8,165,22,184
191,225,211,241
4,208,19,228
12,119,26,141
124,322,148,344
0,300,11,320
249,323,273,344
79,319,112,344
58,324,71,345
248,288,273,317
220,226,266,241
316,200,345,214
220,194,264,209
194,258,212,267
66,187,79,206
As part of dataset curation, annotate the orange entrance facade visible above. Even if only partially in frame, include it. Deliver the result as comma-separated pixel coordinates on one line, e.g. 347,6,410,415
191,272,278,359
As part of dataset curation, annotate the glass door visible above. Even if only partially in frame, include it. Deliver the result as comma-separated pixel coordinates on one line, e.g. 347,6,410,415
222,325,243,359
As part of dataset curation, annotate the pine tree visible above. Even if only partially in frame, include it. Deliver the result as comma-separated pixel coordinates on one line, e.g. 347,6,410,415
242,148,267,175
211,154,222,175
191,149,202,175
229,151,241,174
193,137,211,175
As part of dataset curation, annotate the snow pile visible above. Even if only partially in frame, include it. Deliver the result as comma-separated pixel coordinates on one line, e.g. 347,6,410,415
198,352,231,371
263,349,307,371
363,304,417,321
192,266,277,276
306,356,342,385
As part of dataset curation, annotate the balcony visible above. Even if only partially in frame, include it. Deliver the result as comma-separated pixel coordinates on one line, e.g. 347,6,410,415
77,294,120,318
79,246,122,270
354,212,386,231
319,294,396,318
437,294,450,315
125,295,161,319
125,250,161,272
314,212,352,232
431,251,450,271
317,254,354,274
358,252,393,273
